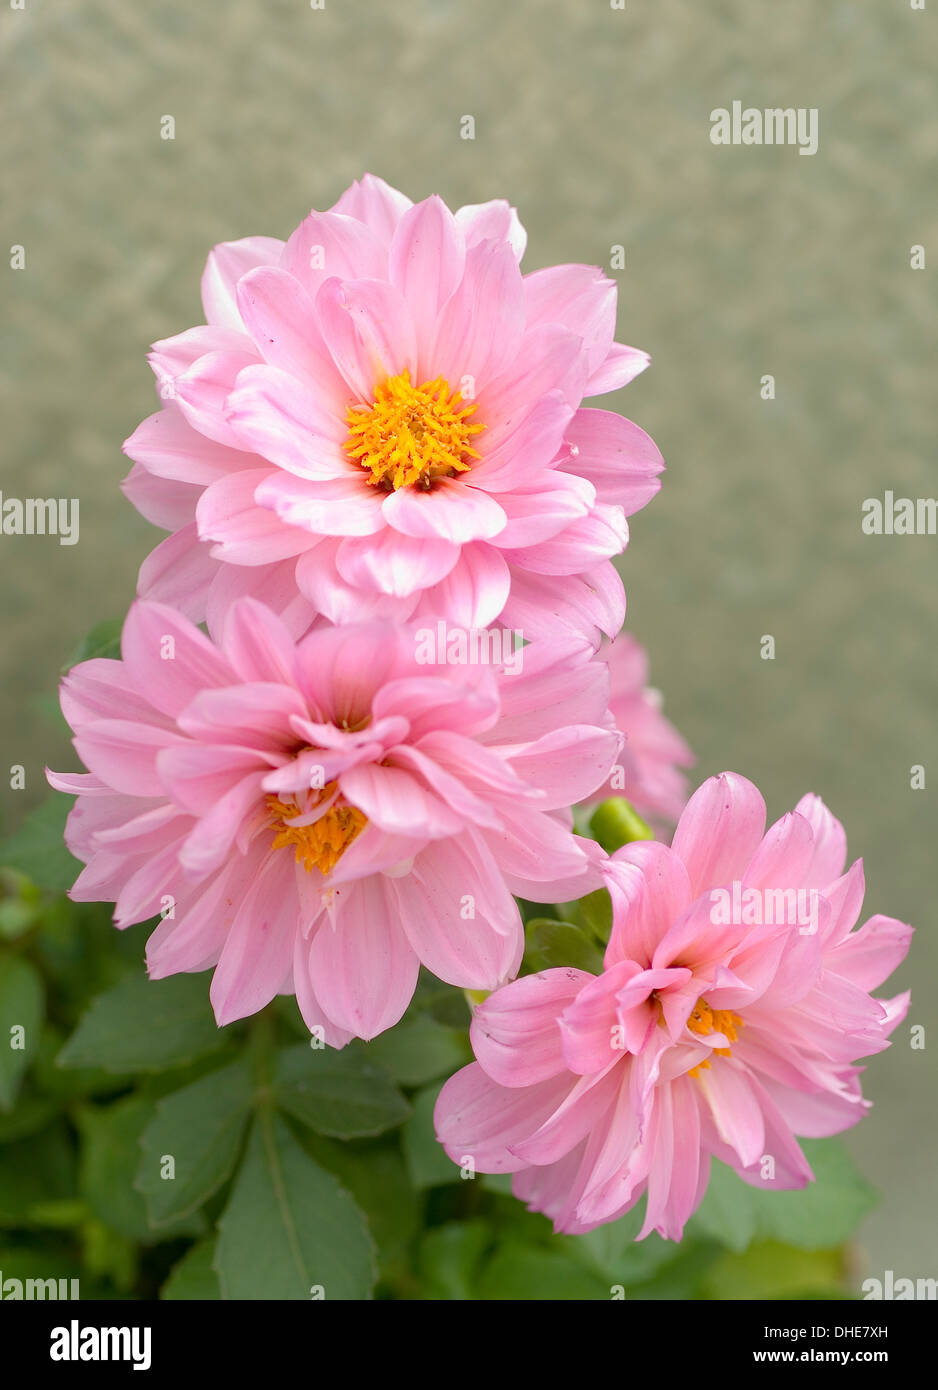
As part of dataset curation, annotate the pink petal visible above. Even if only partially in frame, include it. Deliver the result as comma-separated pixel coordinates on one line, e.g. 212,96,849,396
235,267,351,408
382,479,506,544
586,342,650,395
431,240,525,391
389,196,467,362
561,408,664,513
136,524,219,622
209,851,299,1025
308,876,419,1040
335,527,459,595
225,363,349,476
201,235,284,329
316,276,417,400
454,199,527,260
329,173,413,245
470,968,591,1087
671,772,767,898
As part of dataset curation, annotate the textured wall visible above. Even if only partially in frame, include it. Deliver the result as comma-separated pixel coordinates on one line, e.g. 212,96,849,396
2,0,934,1282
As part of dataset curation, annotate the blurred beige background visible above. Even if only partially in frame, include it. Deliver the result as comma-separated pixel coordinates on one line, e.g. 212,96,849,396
2,0,935,1285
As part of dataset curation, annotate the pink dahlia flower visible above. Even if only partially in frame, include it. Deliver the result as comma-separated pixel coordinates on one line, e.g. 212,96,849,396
122,174,664,643
582,632,694,825
435,772,911,1238
48,599,618,1042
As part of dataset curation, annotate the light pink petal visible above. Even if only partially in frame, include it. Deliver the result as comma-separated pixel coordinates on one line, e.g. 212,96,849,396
793,793,848,888
335,527,459,595
197,469,318,562
382,479,506,544
316,276,417,400
603,841,693,967
234,267,351,408
201,235,284,329
121,464,200,531
73,720,186,798
291,924,355,1049
280,209,388,292
483,805,605,901
506,725,620,809
454,199,527,260
390,836,523,990
435,1063,574,1173
205,558,317,643
120,599,234,717
174,349,260,449
742,809,816,891
411,543,511,628
218,595,300,685
470,968,591,1087
523,263,617,374
559,961,637,1075
826,914,913,991
586,342,650,395
329,173,413,245
560,408,664,513
225,363,349,475
295,539,418,624
136,524,219,622
389,196,466,362
486,634,610,744
338,762,463,839
469,392,574,494
308,876,419,1040
486,473,593,549
431,240,525,390
671,772,767,898
480,324,587,431
123,405,264,486
255,472,385,539
499,560,626,642
149,325,253,386
502,504,628,575
209,851,299,1025
697,1060,765,1169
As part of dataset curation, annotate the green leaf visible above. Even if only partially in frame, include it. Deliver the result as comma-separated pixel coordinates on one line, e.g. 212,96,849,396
691,1141,879,1253
476,1241,612,1300
401,1083,462,1189
699,1239,845,1300
59,971,230,1074
417,1220,491,1300
523,918,604,975
0,954,44,1110
0,799,81,895
64,617,123,670
298,1133,420,1289
273,1043,409,1139
364,1017,470,1087
136,1058,253,1228
77,1094,201,1243
214,1112,374,1300
162,1238,221,1300
0,1122,76,1226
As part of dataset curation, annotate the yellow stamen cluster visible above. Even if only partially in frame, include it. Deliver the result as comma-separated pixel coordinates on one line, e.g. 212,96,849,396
267,785,367,875
344,369,485,491
687,998,744,1078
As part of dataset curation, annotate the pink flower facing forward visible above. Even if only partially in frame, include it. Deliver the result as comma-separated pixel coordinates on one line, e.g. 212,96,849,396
435,773,911,1239
122,174,664,644
48,599,619,1043
583,632,694,825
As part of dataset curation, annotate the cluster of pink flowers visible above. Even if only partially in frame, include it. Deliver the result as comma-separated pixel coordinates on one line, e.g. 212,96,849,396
51,175,910,1240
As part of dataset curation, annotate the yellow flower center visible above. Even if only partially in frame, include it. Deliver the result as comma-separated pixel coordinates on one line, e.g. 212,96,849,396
344,369,485,491
267,784,367,875
687,997,744,1078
